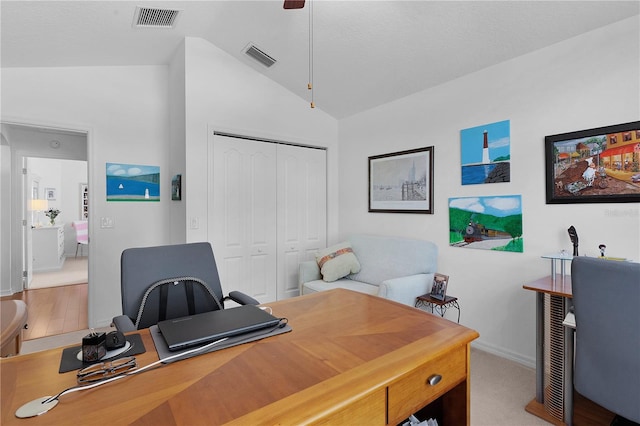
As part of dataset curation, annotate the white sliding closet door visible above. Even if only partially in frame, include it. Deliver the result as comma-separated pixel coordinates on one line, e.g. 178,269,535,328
277,144,327,300
210,134,326,303
210,135,277,304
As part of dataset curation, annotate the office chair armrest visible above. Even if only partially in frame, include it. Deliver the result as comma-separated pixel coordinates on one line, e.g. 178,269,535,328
112,315,137,333
226,291,260,306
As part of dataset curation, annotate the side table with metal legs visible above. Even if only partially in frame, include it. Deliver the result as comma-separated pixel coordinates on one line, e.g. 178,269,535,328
415,294,460,323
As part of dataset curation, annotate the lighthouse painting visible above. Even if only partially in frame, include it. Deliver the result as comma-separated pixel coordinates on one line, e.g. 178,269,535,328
106,163,160,201
461,120,511,185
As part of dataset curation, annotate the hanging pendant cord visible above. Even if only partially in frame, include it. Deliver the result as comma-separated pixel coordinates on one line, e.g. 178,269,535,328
308,0,315,108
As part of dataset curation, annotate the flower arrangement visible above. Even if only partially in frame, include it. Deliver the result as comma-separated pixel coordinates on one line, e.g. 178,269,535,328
44,208,61,225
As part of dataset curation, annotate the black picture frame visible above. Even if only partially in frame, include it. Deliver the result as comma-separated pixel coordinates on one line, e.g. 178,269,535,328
545,121,640,204
171,174,182,201
45,187,56,201
368,146,434,214
430,273,449,301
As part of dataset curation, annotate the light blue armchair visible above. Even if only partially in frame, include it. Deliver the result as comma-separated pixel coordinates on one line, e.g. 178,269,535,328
299,234,438,306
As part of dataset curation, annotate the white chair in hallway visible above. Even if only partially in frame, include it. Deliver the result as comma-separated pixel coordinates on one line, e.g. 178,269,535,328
72,220,88,257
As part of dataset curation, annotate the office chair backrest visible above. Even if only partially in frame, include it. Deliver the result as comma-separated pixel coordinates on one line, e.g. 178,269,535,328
572,256,640,423
120,242,225,329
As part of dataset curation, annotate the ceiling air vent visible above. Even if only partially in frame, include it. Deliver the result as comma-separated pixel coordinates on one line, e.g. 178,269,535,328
243,43,277,68
133,6,181,28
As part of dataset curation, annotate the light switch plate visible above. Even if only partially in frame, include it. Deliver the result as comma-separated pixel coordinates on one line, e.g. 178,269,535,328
189,217,199,229
100,217,114,229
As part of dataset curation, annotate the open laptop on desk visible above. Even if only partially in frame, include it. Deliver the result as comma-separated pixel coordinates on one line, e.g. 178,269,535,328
157,305,281,351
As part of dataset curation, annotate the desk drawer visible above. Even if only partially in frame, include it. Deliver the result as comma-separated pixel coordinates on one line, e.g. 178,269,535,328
387,346,466,424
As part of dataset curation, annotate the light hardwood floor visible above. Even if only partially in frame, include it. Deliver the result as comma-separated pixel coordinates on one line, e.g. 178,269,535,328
1,283,88,340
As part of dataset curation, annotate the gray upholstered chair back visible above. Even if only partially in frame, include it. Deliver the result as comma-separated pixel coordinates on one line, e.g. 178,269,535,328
120,242,224,329
572,256,640,423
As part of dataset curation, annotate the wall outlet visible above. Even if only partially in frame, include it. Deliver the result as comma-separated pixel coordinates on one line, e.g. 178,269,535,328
100,217,114,229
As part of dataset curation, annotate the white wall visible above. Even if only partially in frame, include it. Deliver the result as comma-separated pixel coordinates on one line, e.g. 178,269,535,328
181,38,339,245
1,66,171,326
338,17,640,366
1,41,339,326
1,17,635,365
0,143,11,293
168,41,187,245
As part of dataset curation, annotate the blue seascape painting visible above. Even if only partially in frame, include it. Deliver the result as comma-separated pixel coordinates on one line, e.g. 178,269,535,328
106,163,160,201
461,120,511,185
461,164,498,184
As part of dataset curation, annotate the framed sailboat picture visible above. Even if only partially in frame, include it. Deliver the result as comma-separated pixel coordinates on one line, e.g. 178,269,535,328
106,163,160,202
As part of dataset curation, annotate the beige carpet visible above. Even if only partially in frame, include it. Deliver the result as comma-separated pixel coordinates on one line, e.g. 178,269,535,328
29,256,88,289
470,348,548,425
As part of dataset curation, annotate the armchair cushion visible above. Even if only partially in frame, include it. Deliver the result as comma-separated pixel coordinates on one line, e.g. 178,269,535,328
302,278,378,296
347,235,437,285
315,241,361,282
299,260,322,285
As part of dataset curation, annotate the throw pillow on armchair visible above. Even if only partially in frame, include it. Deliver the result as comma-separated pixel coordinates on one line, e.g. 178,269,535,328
315,242,361,282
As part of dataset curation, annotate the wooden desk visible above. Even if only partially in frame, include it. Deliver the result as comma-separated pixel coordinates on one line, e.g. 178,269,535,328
1,289,478,425
523,275,573,425
1,301,28,357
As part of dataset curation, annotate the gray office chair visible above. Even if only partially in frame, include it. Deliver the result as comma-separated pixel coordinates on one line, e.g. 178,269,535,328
112,242,259,332
571,256,640,425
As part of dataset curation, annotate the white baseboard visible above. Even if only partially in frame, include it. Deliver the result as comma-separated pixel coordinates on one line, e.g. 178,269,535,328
471,340,536,370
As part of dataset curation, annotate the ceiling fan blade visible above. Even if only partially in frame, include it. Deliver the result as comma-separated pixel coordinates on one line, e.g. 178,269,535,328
283,0,305,9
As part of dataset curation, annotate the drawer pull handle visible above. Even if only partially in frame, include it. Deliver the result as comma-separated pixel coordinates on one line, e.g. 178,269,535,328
427,374,442,386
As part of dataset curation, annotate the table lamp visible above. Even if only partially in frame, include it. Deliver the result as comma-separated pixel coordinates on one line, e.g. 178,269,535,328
30,199,48,227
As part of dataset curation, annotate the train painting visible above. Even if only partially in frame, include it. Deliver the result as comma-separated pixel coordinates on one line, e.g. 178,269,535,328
449,195,523,252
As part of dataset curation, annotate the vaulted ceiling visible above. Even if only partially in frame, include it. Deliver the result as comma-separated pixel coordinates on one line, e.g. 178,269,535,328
2,1,638,119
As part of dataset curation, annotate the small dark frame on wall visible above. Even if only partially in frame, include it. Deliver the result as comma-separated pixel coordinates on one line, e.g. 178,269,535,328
171,174,182,201
545,121,640,204
45,187,56,201
368,146,434,214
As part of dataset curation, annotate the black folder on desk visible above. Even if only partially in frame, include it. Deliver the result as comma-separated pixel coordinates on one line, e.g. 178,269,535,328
157,305,281,351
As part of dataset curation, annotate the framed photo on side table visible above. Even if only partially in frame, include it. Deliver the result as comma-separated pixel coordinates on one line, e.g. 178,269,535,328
431,273,449,300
